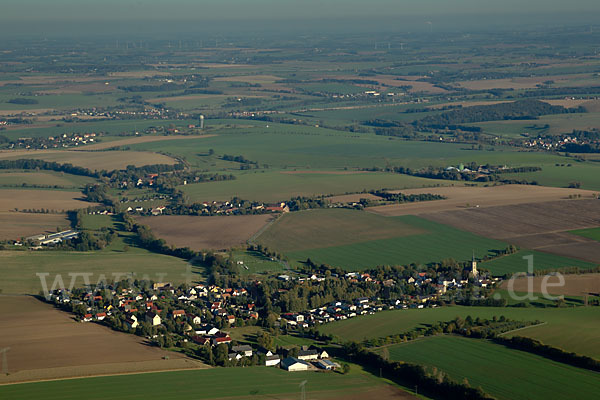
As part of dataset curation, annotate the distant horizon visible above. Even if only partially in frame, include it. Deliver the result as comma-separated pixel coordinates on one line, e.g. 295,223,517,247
1,0,599,37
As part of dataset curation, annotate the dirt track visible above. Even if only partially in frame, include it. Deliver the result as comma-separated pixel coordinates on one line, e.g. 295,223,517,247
0,296,206,384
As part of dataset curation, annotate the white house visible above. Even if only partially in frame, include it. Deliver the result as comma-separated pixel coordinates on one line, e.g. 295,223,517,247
265,355,281,367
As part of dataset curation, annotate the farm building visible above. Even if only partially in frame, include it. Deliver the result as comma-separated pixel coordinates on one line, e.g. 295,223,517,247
316,359,340,370
281,357,310,371
231,345,253,357
265,355,281,367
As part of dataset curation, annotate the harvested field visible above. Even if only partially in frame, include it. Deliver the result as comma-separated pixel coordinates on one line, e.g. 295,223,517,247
0,189,94,212
423,199,600,263
0,149,177,170
0,296,206,384
368,185,597,216
136,214,274,250
327,193,382,203
501,273,600,297
0,212,70,240
72,134,217,151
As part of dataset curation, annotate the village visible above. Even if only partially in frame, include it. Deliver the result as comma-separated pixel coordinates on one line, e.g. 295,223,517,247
44,257,496,370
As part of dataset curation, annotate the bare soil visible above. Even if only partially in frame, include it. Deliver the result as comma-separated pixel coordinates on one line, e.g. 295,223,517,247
0,296,206,384
369,186,600,263
0,190,95,212
136,214,274,250
368,185,597,216
0,212,70,240
501,273,600,296
423,199,600,263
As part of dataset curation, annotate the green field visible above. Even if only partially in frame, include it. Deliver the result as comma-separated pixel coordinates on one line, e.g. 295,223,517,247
180,170,449,203
570,227,600,242
481,250,597,276
129,123,542,171
0,249,195,295
383,335,600,400
257,210,508,270
230,249,286,276
0,170,96,188
320,306,600,359
0,365,392,400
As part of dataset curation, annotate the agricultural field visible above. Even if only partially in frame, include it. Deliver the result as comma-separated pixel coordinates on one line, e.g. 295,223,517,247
0,170,96,188
0,364,415,400
180,170,449,203
256,209,508,269
0,249,195,295
0,296,206,384
369,184,596,216
0,212,71,241
320,306,600,359
423,198,600,264
136,214,274,251
0,189,95,212
481,250,596,276
571,227,600,242
383,336,600,400
0,149,177,170
499,273,600,297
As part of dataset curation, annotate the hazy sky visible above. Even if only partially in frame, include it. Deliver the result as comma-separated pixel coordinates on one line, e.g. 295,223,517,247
1,1,598,36
3,0,600,21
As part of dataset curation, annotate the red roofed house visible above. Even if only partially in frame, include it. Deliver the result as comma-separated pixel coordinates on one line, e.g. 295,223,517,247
212,335,232,346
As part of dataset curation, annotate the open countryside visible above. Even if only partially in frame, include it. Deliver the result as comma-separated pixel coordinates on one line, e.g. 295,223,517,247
1,3,600,400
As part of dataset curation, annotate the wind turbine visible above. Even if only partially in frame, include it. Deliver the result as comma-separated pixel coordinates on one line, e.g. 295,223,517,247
299,380,307,400
0,347,9,375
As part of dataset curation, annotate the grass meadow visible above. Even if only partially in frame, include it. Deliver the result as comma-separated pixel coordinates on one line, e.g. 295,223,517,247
383,335,600,400
319,306,600,359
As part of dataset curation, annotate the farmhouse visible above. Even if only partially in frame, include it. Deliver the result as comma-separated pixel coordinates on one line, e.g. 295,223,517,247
281,357,310,371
